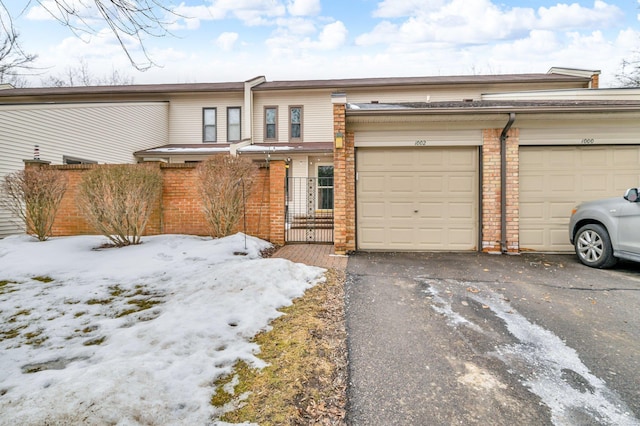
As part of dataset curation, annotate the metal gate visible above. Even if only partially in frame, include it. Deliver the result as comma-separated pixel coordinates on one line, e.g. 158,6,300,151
286,177,334,243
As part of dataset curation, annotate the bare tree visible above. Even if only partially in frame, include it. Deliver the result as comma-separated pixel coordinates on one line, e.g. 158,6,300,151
76,165,162,246
41,58,134,87
616,55,640,88
0,167,68,241
0,28,37,86
0,0,178,71
197,156,258,239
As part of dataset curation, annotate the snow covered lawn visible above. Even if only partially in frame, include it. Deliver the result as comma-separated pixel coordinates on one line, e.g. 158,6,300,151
0,234,325,425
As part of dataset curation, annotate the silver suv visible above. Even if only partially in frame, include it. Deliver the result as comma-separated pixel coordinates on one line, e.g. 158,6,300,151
569,188,640,268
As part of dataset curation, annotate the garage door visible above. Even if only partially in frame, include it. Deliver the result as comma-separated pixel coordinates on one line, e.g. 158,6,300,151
357,147,478,250
520,145,640,252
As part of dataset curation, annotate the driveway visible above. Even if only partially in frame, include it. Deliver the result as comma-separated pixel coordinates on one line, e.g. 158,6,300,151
345,252,640,425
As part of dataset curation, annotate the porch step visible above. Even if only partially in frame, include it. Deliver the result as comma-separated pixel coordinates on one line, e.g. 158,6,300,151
289,214,334,229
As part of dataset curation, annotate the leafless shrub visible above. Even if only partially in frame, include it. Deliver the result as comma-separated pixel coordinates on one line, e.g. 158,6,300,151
197,156,257,238
76,165,162,247
0,167,68,241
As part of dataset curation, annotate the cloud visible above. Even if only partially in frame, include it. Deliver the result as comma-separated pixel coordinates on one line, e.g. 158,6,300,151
287,0,321,16
306,20,347,50
216,32,239,51
266,19,347,55
372,0,446,18
358,0,624,49
537,0,623,30
172,0,286,28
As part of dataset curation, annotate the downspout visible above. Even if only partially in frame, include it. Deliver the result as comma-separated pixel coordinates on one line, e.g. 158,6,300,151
500,112,516,254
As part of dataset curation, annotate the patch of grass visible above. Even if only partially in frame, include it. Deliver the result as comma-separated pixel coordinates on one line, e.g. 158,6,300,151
0,280,18,295
24,329,48,347
86,298,113,305
213,269,347,425
0,324,28,341
74,311,87,318
83,336,106,346
32,276,54,283
7,309,31,323
115,298,162,318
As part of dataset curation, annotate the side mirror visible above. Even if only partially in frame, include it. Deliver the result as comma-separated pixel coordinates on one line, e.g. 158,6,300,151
624,188,639,202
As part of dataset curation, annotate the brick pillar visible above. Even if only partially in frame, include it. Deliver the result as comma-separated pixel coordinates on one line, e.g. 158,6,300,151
482,128,520,253
269,160,286,245
333,97,355,254
23,159,51,169
505,129,519,253
482,129,501,253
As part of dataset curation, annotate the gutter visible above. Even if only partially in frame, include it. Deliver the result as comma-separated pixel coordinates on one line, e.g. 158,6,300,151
346,104,640,116
500,113,516,254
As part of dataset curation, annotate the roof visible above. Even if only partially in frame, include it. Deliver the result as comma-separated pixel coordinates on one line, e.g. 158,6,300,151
347,99,640,114
0,72,592,99
134,144,231,156
134,142,333,158
237,142,333,154
253,73,591,91
0,82,245,98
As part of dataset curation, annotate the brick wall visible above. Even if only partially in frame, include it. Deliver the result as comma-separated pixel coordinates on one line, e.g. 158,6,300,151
32,161,281,244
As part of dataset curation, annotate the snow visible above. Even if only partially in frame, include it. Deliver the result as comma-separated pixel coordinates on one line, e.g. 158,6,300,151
0,234,325,425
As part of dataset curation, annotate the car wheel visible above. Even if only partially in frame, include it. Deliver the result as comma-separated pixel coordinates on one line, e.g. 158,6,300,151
574,224,617,269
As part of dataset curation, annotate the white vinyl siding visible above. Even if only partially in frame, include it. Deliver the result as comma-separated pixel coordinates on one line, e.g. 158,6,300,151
168,93,243,144
518,118,640,146
253,91,333,144
345,81,588,104
0,102,169,237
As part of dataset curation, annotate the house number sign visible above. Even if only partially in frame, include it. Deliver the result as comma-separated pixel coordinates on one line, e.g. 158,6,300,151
414,140,428,146
581,138,596,144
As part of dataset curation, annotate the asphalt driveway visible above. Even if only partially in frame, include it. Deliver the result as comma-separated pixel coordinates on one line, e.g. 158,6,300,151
345,252,640,425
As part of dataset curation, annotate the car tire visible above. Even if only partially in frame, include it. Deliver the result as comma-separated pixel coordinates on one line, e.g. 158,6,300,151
574,224,617,269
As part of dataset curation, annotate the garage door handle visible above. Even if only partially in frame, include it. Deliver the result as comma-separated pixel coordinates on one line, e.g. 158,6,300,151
414,210,419,213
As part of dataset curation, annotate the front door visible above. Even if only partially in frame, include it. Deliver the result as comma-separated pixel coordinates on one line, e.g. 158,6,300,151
317,165,334,211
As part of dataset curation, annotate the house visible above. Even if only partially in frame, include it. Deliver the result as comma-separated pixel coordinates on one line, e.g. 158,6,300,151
1,68,639,256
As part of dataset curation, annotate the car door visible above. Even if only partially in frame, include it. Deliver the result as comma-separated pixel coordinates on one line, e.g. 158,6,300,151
616,201,640,254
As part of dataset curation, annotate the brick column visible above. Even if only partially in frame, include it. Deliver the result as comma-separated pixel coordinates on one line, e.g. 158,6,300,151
482,129,501,253
333,95,355,254
505,129,520,253
268,160,286,246
482,128,520,253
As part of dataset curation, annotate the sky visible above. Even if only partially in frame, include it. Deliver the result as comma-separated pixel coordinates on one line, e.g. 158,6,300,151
0,233,324,424
4,0,640,87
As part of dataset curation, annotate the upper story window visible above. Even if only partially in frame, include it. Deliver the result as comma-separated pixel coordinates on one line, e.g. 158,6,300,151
227,107,241,142
289,106,302,141
265,106,277,141
203,108,216,142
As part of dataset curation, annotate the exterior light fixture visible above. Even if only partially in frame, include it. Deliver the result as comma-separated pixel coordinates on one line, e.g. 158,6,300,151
335,132,344,149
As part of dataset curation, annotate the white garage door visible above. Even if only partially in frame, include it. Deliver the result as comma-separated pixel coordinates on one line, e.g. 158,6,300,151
357,147,478,250
520,145,640,252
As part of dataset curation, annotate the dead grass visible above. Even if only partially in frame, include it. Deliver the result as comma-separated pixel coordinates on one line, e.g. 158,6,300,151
213,269,347,425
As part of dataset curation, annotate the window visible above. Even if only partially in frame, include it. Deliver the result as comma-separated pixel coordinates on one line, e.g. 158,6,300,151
63,155,96,165
227,107,241,142
203,108,216,142
289,106,302,141
317,165,334,210
265,106,277,140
